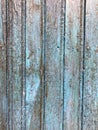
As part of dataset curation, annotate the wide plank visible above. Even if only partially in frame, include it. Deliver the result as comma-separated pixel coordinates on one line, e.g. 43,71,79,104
44,0,63,129
83,0,98,129
64,0,82,129
26,0,42,129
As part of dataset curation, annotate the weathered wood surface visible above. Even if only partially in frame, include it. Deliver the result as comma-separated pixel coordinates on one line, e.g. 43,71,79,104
0,0,6,129
64,0,81,129
26,0,41,130
44,0,63,129
83,0,98,130
0,0,98,130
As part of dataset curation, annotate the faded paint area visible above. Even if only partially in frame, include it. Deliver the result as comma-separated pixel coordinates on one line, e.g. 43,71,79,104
83,0,98,130
0,0,98,130
64,0,81,129
26,0,41,130
44,0,63,129
0,0,6,129
12,1,22,129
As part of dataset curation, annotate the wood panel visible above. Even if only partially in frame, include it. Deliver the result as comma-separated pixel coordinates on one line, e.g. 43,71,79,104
83,0,98,130
0,0,98,130
26,0,42,130
0,0,26,129
44,0,64,129
5,0,25,129
64,0,82,129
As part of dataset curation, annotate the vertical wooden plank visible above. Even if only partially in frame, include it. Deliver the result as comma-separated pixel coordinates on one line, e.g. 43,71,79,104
5,0,23,129
12,0,22,129
83,0,98,129
64,0,81,129
12,1,22,129
0,0,6,129
26,0,42,129
6,0,14,129
6,0,27,129
11,0,26,129
44,0,63,129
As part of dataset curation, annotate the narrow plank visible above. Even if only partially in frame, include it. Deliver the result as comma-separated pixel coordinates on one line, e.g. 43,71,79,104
83,0,98,129
0,0,6,129
26,0,42,129
44,0,63,129
6,0,14,129
64,0,81,129
6,0,22,129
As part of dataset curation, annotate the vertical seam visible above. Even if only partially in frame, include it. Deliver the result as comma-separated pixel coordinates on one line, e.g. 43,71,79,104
21,0,26,130
62,0,66,129
43,0,46,129
6,0,9,129
10,0,13,129
81,0,86,130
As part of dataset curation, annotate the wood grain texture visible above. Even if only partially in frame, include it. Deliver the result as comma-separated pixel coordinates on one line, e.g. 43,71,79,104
64,0,82,129
6,0,13,129
0,0,6,129
83,0,98,129
6,0,22,129
0,0,98,130
44,0,63,129
26,0,42,130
